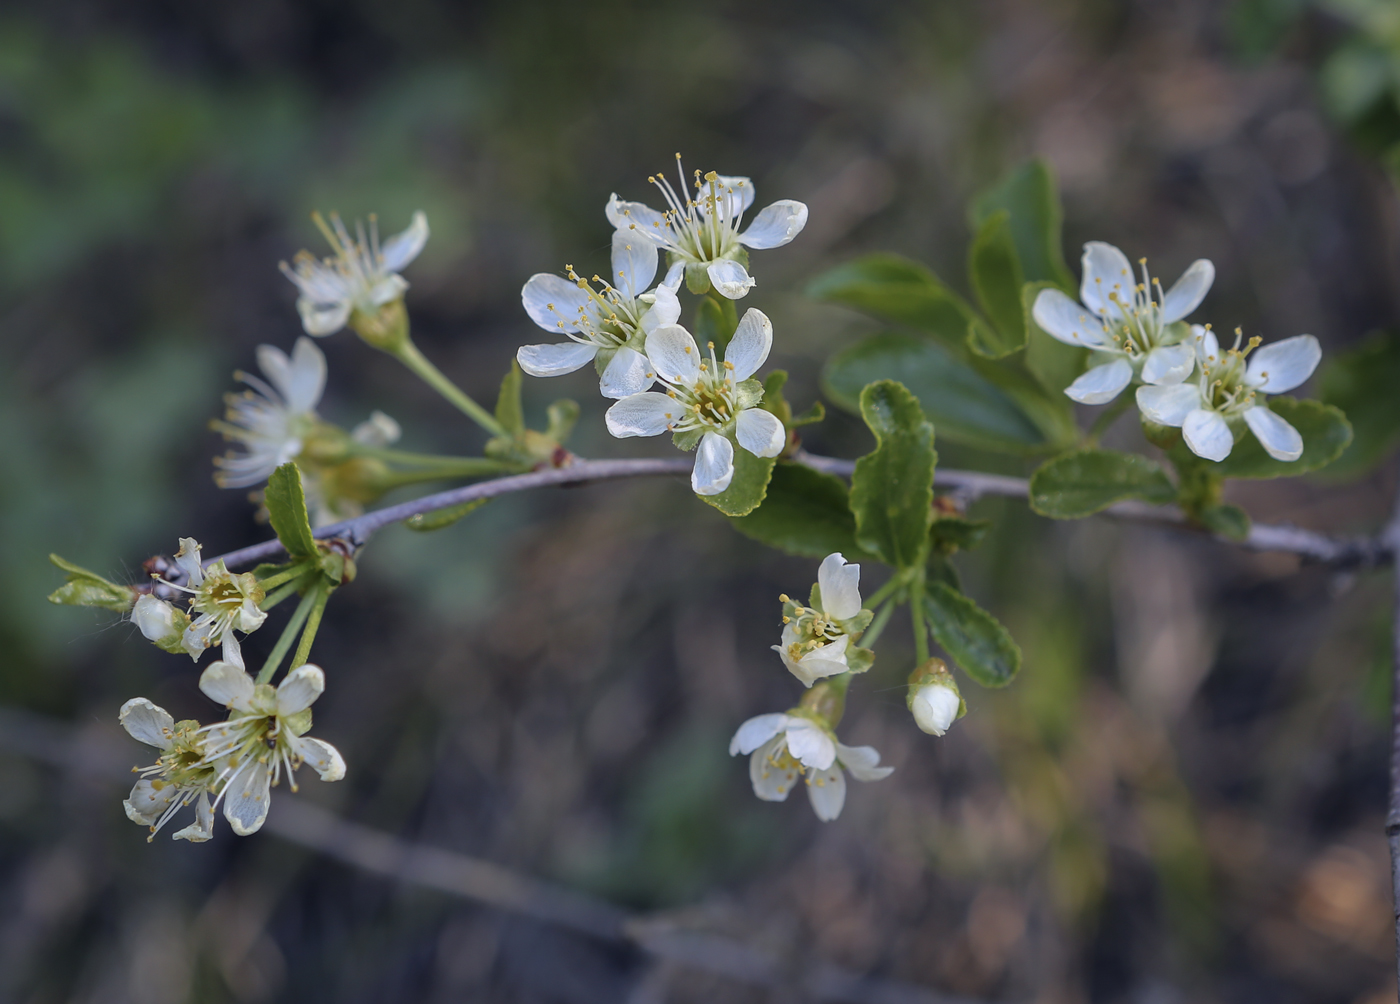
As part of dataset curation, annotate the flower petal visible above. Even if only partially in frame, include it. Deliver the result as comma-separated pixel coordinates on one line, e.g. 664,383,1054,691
131,595,178,644
1193,325,1220,365
644,324,701,384
521,273,592,334
199,660,256,711
222,759,272,836
1141,343,1195,386
119,698,175,750
276,664,325,716
610,229,658,299
351,410,401,447
604,393,680,438
1245,335,1321,393
792,648,850,687
739,200,809,249
125,779,179,827
175,538,203,587
293,736,346,782
837,742,895,782
297,297,352,337
659,261,685,292
378,211,429,272
1065,358,1133,405
805,766,847,821
599,346,655,399
730,713,793,755
1243,405,1304,461
642,282,682,333
1160,259,1214,323
704,174,757,214
817,553,862,620
692,432,735,495
605,195,670,246
735,407,785,459
1031,288,1109,347
1135,382,1201,427
724,308,772,381
172,791,215,842
707,260,756,300
749,736,798,802
1080,242,1135,317
911,684,961,736
1182,409,1234,461
785,719,836,771
517,341,598,378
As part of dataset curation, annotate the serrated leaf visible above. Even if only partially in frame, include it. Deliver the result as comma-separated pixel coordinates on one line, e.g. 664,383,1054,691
729,463,876,561
1030,449,1178,519
924,583,1021,688
850,381,936,569
824,332,1050,454
927,554,962,591
930,514,991,553
807,253,981,354
1319,328,1400,479
495,361,525,438
697,445,775,517
970,159,1074,291
265,463,320,558
968,211,1027,357
406,497,491,531
47,554,134,612
1176,398,1353,479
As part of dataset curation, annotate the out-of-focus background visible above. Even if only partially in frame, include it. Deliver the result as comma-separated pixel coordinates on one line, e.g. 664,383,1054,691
4,0,1400,1001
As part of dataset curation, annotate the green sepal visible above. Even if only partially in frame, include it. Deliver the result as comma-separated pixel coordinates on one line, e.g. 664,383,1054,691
319,551,355,584
47,554,135,612
924,582,1021,688
151,614,191,655
1165,398,1352,479
1199,503,1251,541
930,514,991,554
495,361,525,438
845,645,875,675
694,292,740,352
407,497,491,532
759,370,823,437
1030,449,1178,519
671,427,704,452
967,210,1027,358
265,463,320,558
696,444,775,517
546,399,580,445
969,158,1075,291
1319,328,1400,478
728,462,876,561
734,378,764,411
841,608,874,637
685,261,711,295
284,708,312,737
849,380,937,570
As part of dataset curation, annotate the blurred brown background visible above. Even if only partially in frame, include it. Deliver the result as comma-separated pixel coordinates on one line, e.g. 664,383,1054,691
3,0,1400,1001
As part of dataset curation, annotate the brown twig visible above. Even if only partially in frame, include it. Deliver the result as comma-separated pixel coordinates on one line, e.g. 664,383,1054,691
1385,481,1400,1000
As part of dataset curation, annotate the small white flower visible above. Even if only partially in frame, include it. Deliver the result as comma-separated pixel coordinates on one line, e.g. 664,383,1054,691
729,713,893,821
518,232,684,399
1135,325,1321,462
280,211,428,336
119,698,221,842
605,156,807,299
213,337,327,489
351,409,401,448
1032,242,1215,405
910,683,961,736
605,311,785,495
130,594,185,649
197,661,346,836
774,553,868,687
154,538,267,664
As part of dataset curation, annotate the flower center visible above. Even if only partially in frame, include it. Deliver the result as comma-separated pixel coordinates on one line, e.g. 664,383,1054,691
1100,257,1171,355
1197,327,1261,415
662,343,739,432
644,156,745,264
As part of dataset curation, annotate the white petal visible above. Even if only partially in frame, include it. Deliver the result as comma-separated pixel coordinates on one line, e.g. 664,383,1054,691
378,211,429,272
293,736,346,781
703,174,757,214
1141,343,1195,386
735,408,785,458
793,646,850,687
220,631,245,671
659,261,685,292
805,766,847,821
276,664,325,716
1031,288,1109,348
1160,259,1214,323
1135,382,1201,427
599,347,655,399
707,260,756,300
517,341,598,378
1080,242,1135,317
817,553,862,620
692,432,735,495
1243,405,1304,461
351,410,401,447
730,713,793,756
222,759,272,836
610,229,658,298
644,324,701,383
785,720,836,771
287,337,329,411
521,273,592,334
911,684,961,736
641,282,682,333
131,595,178,643
125,779,178,827
173,791,215,842
296,297,351,337
1182,409,1234,461
837,743,895,782
604,393,680,438
738,200,809,249
199,660,256,711
119,698,175,750
724,308,772,381
605,194,670,246
1245,335,1321,393
1193,325,1220,364
175,538,203,587
182,617,217,661
749,737,798,802
1065,358,1133,405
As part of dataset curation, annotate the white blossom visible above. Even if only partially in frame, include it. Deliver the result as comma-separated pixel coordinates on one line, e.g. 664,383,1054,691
910,682,961,736
119,698,221,842
604,311,785,495
280,211,428,337
728,713,892,821
518,231,684,399
774,553,868,687
605,156,807,299
1032,242,1214,405
130,593,186,652
154,538,267,664
1135,325,1321,462
197,661,345,836
213,337,327,489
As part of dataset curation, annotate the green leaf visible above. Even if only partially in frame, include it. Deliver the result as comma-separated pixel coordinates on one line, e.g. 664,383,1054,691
850,381,936,569
406,497,491,532
1030,449,1177,519
694,292,740,353
970,159,1074,291
546,398,580,444
968,211,1027,357
697,444,775,517
806,253,982,354
927,554,962,590
930,514,991,554
1191,398,1353,479
47,554,134,612
265,463,320,558
1319,328,1400,479
1199,503,1250,541
729,463,876,561
495,361,525,438
1023,281,1088,397
924,583,1022,688
824,332,1050,454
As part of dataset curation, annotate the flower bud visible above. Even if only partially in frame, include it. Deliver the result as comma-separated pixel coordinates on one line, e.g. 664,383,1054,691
906,658,964,736
131,594,190,654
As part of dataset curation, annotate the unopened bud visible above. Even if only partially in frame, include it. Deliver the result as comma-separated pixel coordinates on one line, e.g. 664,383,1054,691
906,658,964,737
131,594,191,654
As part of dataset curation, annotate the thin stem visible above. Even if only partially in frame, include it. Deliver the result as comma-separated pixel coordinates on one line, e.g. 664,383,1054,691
258,583,320,685
864,576,904,609
1085,393,1135,447
289,578,332,670
257,561,315,592
392,338,506,438
859,599,896,649
910,579,929,665
262,572,315,611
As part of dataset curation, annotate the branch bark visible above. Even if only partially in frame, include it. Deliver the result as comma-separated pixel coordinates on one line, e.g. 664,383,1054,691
1386,481,1400,1001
